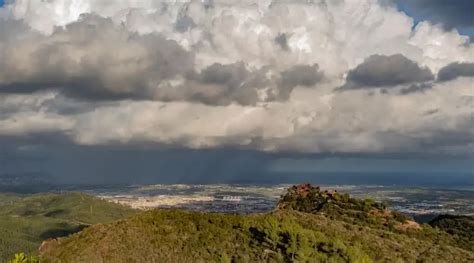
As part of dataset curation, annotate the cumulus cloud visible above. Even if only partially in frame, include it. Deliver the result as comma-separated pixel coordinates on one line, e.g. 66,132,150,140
0,12,322,105
437,62,474,82
0,15,194,100
340,54,434,89
0,0,473,156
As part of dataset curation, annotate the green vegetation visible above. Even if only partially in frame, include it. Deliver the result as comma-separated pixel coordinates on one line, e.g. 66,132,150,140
429,214,474,251
39,185,474,262
277,184,412,228
8,253,40,263
0,192,136,261
39,210,474,262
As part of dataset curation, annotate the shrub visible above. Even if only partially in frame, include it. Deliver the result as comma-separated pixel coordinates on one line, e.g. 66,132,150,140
8,253,40,263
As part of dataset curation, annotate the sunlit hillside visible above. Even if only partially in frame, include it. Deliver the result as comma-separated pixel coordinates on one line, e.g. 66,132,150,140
39,185,474,263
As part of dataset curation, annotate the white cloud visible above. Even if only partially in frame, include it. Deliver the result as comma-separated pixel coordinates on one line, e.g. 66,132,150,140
0,0,473,155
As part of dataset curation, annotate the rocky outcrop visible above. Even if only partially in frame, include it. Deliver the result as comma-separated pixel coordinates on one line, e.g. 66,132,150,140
277,184,417,229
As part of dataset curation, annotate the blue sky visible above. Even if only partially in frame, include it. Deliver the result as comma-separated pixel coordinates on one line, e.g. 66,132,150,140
395,0,474,37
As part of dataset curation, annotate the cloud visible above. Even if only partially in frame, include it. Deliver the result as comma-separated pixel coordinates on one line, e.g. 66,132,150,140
0,14,323,106
340,54,434,89
392,0,474,32
437,62,474,82
0,15,194,100
399,83,433,95
280,64,324,88
146,62,322,106
0,0,473,157
184,62,268,106
275,33,290,51
56,77,471,156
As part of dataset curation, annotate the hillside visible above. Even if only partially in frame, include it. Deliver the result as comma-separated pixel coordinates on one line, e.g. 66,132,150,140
429,214,474,251
0,192,136,261
40,184,474,262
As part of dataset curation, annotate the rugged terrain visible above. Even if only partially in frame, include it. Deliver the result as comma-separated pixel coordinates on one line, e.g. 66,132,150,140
38,184,474,262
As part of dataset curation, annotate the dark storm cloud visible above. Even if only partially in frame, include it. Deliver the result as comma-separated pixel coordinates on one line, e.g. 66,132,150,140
188,62,261,106
415,121,474,153
0,137,275,185
437,62,474,82
393,0,474,32
340,54,434,89
158,62,267,106
1,134,472,186
161,62,324,106
200,63,249,86
275,33,290,51
0,15,323,106
0,14,194,100
399,83,433,95
0,18,32,41
159,62,265,106
280,64,323,88
175,15,195,32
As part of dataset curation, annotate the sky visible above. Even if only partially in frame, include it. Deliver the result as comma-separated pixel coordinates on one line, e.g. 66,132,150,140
0,0,473,185
394,0,474,37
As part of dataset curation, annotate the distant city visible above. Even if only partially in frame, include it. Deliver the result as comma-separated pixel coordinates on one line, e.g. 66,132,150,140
1,172,473,221
85,184,474,221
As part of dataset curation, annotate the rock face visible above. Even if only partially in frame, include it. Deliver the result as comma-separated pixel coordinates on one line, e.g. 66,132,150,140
277,183,368,213
39,240,58,255
277,184,337,211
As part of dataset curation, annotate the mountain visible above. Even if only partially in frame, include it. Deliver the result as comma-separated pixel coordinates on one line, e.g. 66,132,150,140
0,192,136,261
39,184,473,262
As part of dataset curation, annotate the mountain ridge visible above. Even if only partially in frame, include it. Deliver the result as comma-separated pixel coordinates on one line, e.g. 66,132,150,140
38,184,474,262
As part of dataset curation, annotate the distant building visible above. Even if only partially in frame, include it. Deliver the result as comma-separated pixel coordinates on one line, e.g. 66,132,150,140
221,196,243,202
